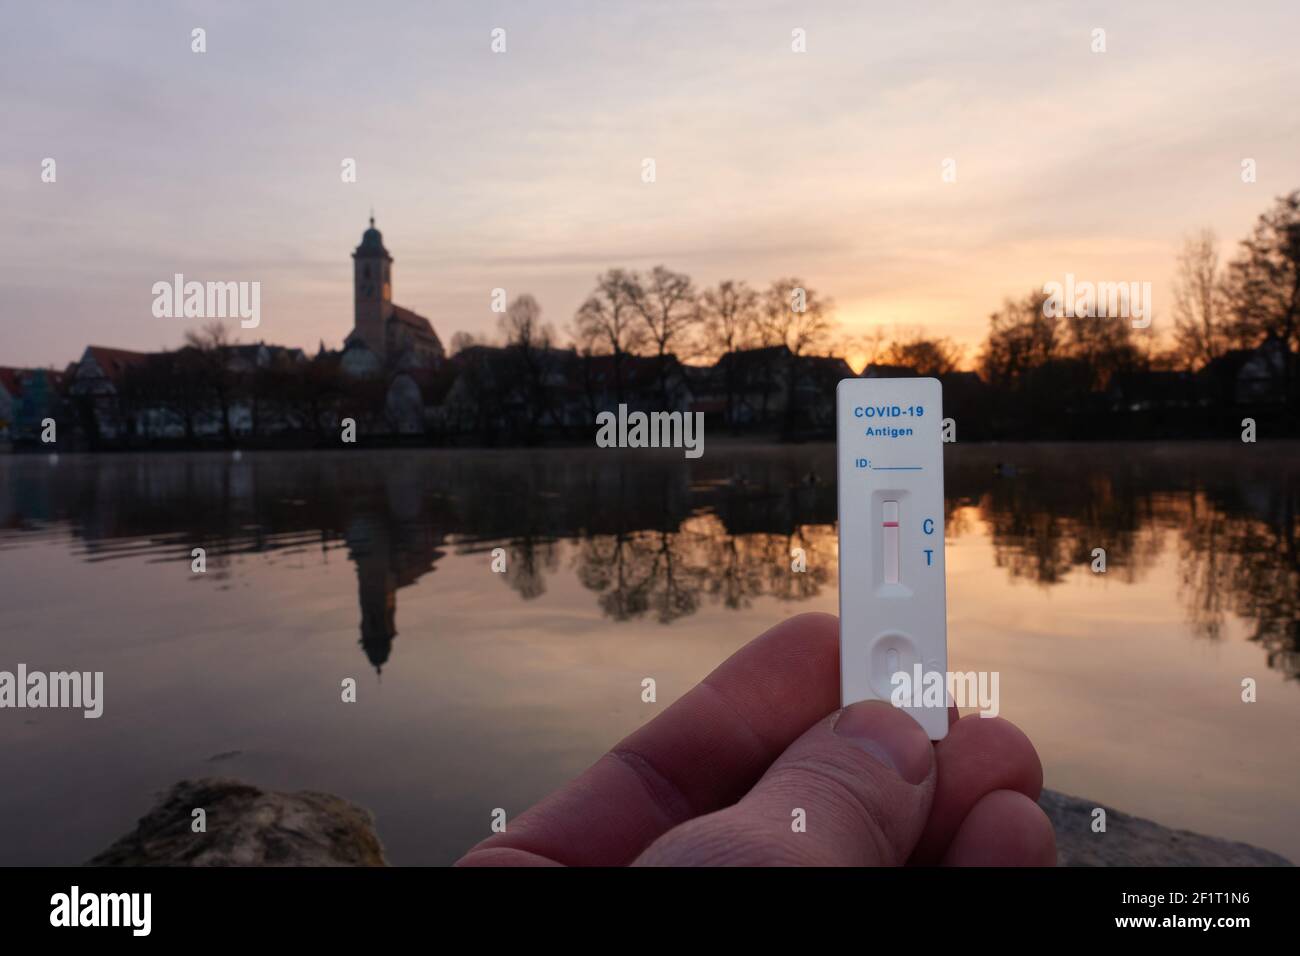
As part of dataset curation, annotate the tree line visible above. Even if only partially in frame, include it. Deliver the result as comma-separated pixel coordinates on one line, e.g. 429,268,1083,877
83,189,1300,446
965,191,1299,437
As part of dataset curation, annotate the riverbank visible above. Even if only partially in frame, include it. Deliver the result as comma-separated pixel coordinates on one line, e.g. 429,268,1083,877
89,779,1292,867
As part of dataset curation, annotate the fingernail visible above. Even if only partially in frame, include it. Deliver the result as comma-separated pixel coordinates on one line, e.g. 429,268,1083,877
833,700,932,785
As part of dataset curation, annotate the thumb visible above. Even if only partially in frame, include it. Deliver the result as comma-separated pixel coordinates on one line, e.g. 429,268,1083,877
635,701,935,866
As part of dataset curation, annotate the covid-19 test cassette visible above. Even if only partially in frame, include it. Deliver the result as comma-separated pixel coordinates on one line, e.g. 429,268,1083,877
837,377,948,739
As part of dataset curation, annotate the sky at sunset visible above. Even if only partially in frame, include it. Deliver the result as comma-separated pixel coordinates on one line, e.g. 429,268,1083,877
3,0,1299,370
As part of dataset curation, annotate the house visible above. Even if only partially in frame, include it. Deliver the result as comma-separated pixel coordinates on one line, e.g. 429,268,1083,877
708,347,851,429
573,352,693,416
226,342,307,374
0,367,21,441
1110,370,1197,412
438,345,585,438
795,354,855,429
1199,337,1290,406
68,346,153,440
712,346,790,425
861,363,918,378
385,366,456,435
0,367,64,442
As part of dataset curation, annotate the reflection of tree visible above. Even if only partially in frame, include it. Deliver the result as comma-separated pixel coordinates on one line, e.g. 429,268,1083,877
979,471,1159,586
576,532,648,620
763,525,835,602
645,530,705,622
9,442,1298,683
952,446,1299,681
573,517,836,623
1177,493,1231,640
1176,491,1300,679
503,535,560,600
574,530,705,623
696,522,770,611
461,535,561,601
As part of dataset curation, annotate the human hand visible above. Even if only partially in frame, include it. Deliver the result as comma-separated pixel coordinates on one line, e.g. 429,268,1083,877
457,612,1055,866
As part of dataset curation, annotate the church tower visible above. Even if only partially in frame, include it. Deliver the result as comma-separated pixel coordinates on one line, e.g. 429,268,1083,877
352,216,393,358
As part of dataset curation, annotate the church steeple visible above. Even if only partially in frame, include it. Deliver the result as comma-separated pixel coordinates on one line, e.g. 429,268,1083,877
352,215,393,358
355,214,390,260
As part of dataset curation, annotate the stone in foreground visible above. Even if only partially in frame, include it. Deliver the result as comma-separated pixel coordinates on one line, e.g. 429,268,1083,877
1040,789,1292,866
89,779,1292,866
88,778,387,866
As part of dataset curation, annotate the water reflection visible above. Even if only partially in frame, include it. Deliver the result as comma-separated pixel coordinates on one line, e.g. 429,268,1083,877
0,443,1296,681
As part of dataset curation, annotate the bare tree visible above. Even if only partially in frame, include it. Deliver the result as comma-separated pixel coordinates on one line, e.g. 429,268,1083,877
499,293,557,435
1062,307,1142,391
882,329,964,377
838,327,886,372
183,321,237,443
449,331,479,356
698,279,759,360
977,287,1143,433
699,279,760,424
571,268,645,404
979,290,1062,389
1172,229,1230,369
756,278,835,432
625,265,697,404
499,293,553,352
1222,191,1300,384
756,277,835,357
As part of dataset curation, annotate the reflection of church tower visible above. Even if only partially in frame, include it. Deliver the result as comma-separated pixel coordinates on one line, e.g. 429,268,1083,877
344,510,441,674
346,515,398,672
352,216,393,360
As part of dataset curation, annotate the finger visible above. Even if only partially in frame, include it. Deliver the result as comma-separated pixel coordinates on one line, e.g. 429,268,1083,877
634,700,934,866
909,713,1044,864
940,789,1057,865
457,612,841,866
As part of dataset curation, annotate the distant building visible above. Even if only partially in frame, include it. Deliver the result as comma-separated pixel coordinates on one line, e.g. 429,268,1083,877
1199,337,1290,406
343,217,444,377
861,363,918,378
576,352,693,416
710,346,790,425
68,345,153,440
438,344,584,437
0,367,66,442
0,367,20,441
225,342,307,373
702,346,850,428
797,354,855,428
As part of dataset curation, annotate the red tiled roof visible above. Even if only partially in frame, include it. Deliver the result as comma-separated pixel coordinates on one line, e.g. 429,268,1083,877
581,353,669,387
0,367,69,398
390,305,437,337
84,346,152,383
0,367,23,398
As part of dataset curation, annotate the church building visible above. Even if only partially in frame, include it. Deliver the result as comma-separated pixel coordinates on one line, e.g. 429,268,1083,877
342,217,445,377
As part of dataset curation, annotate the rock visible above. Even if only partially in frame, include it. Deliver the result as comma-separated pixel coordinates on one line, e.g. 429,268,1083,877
88,778,387,866
1039,789,1292,866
